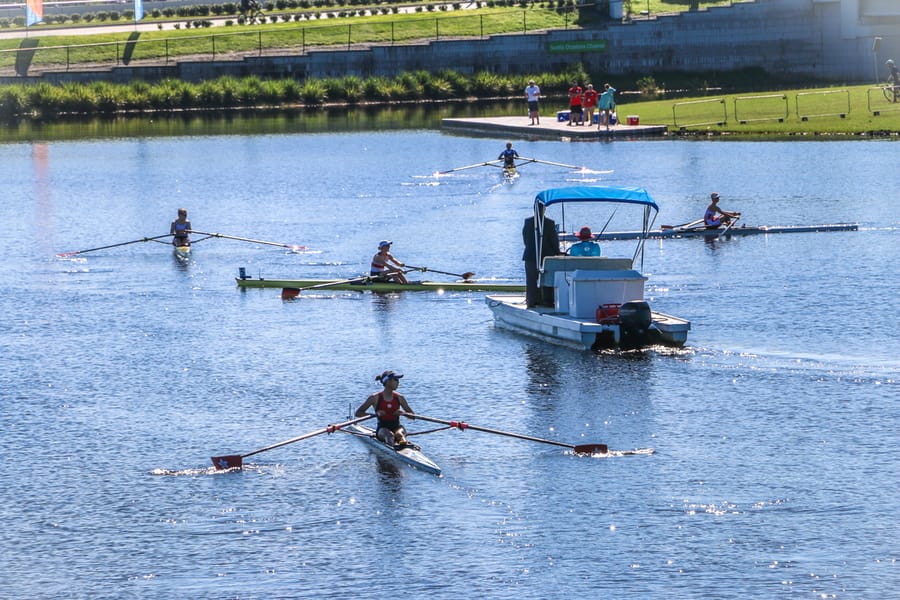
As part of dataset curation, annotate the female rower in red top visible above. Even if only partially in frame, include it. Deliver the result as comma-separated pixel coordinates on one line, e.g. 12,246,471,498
355,370,416,447
370,240,408,284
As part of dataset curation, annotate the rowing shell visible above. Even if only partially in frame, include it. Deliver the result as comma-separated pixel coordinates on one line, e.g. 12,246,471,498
174,245,191,259
236,277,525,292
565,222,859,241
345,422,441,475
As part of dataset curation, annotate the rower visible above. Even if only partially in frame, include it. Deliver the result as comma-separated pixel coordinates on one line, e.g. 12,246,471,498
370,240,408,284
355,370,416,448
704,193,740,228
498,142,519,170
170,208,191,247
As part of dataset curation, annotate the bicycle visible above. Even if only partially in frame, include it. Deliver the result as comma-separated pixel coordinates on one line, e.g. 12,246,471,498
882,82,899,103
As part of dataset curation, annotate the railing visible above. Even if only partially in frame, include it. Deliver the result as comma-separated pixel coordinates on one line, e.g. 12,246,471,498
866,85,900,116
733,93,787,124
0,6,584,74
672,97,726,129
795,89,849,121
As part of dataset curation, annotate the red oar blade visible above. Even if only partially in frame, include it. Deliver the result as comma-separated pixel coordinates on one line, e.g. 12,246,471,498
211,455,243,470
281,288,300,300
573,443,608,455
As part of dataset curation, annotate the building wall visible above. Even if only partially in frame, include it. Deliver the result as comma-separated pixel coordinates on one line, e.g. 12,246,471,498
3,0,899,86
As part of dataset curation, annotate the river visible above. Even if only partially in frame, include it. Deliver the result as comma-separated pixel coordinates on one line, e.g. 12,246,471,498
1,114,897,598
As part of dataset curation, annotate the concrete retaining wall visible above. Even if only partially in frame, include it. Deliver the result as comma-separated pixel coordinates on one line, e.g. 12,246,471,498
2,0,898,86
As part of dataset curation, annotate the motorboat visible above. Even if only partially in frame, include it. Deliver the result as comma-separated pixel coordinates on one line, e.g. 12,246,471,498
485,186,691,350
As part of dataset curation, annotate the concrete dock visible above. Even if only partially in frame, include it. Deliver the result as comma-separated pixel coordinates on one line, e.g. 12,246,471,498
441,115,668,140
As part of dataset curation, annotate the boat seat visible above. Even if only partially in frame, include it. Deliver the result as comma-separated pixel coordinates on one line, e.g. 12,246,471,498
540,257,633,285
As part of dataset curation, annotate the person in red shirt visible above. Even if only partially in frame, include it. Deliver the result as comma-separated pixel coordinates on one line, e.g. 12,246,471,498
567,81,584,126
582,84,599,126
355,370,416,447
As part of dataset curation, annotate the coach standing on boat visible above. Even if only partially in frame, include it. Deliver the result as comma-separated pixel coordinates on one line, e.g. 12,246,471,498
523,204,561,308
355,370,415,448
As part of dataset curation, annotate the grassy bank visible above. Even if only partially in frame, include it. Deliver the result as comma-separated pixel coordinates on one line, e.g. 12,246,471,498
2,69,898,135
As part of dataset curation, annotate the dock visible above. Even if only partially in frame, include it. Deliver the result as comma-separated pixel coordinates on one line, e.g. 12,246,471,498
441,114,668,140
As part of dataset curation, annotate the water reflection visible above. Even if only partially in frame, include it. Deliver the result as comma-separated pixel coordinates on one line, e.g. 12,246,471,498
0,100,526,143
373,455,404,484
523,344,561,398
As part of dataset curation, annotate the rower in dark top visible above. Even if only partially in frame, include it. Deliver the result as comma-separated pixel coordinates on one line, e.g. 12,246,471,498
170,208,191,247
498,142,519,169
355,370,416,448
704,193,740,228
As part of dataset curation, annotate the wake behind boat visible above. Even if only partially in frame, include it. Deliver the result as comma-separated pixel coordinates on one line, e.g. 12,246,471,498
486,186,691,351
583,222,859,241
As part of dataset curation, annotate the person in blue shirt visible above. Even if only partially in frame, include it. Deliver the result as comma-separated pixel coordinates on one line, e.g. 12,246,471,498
568,226,601,256
498,142,519,169
598,83,616,131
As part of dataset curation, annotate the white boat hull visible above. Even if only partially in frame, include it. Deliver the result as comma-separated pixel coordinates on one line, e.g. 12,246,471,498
485,294,690,350
346,423,441,475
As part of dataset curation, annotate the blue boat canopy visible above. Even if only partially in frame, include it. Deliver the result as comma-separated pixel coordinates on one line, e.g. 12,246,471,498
535,186,659,212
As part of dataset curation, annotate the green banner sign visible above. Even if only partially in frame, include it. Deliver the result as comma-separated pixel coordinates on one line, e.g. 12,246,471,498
548,40,608,54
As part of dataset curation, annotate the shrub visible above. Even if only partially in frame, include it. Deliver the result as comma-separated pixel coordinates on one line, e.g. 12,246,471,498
300,79,328,105
0,85,27,119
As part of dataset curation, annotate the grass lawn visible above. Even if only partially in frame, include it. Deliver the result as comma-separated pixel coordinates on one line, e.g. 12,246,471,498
622,85,900,136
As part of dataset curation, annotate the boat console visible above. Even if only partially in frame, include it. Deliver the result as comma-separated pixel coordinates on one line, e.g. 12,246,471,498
540,256,647,318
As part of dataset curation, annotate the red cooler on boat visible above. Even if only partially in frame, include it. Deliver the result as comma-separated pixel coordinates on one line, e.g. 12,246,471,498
597,303,620,324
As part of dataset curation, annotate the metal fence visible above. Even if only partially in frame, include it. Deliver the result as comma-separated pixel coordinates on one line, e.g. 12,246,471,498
0,6,584,75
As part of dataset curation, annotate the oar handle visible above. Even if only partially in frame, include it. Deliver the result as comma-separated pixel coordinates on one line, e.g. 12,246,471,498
404,266,475,280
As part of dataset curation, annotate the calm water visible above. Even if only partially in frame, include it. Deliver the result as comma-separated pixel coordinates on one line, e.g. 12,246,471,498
1,122,898,599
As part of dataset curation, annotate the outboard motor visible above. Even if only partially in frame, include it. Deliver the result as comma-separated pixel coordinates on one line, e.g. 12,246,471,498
617,300,652,348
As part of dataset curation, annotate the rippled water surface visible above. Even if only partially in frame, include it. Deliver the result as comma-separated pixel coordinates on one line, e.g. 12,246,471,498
1,124,897,599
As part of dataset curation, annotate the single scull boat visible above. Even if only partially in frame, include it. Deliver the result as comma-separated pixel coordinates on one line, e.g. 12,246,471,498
236,276,525,293
579,222,858,241
343,421,441,475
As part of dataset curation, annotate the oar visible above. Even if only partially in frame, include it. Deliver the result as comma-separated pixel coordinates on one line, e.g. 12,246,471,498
281,268,420,298
661,218,704,231
516,157,581,170
281,274,375,299
716,213,741,238
437,160,503,174
404,265,475,281
597,208,618,237
189,230,307,252
408,414,608,454
56,234,173,257
211,414,374,470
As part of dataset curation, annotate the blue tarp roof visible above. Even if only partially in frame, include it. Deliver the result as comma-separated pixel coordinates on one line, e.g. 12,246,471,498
535,186,659,212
